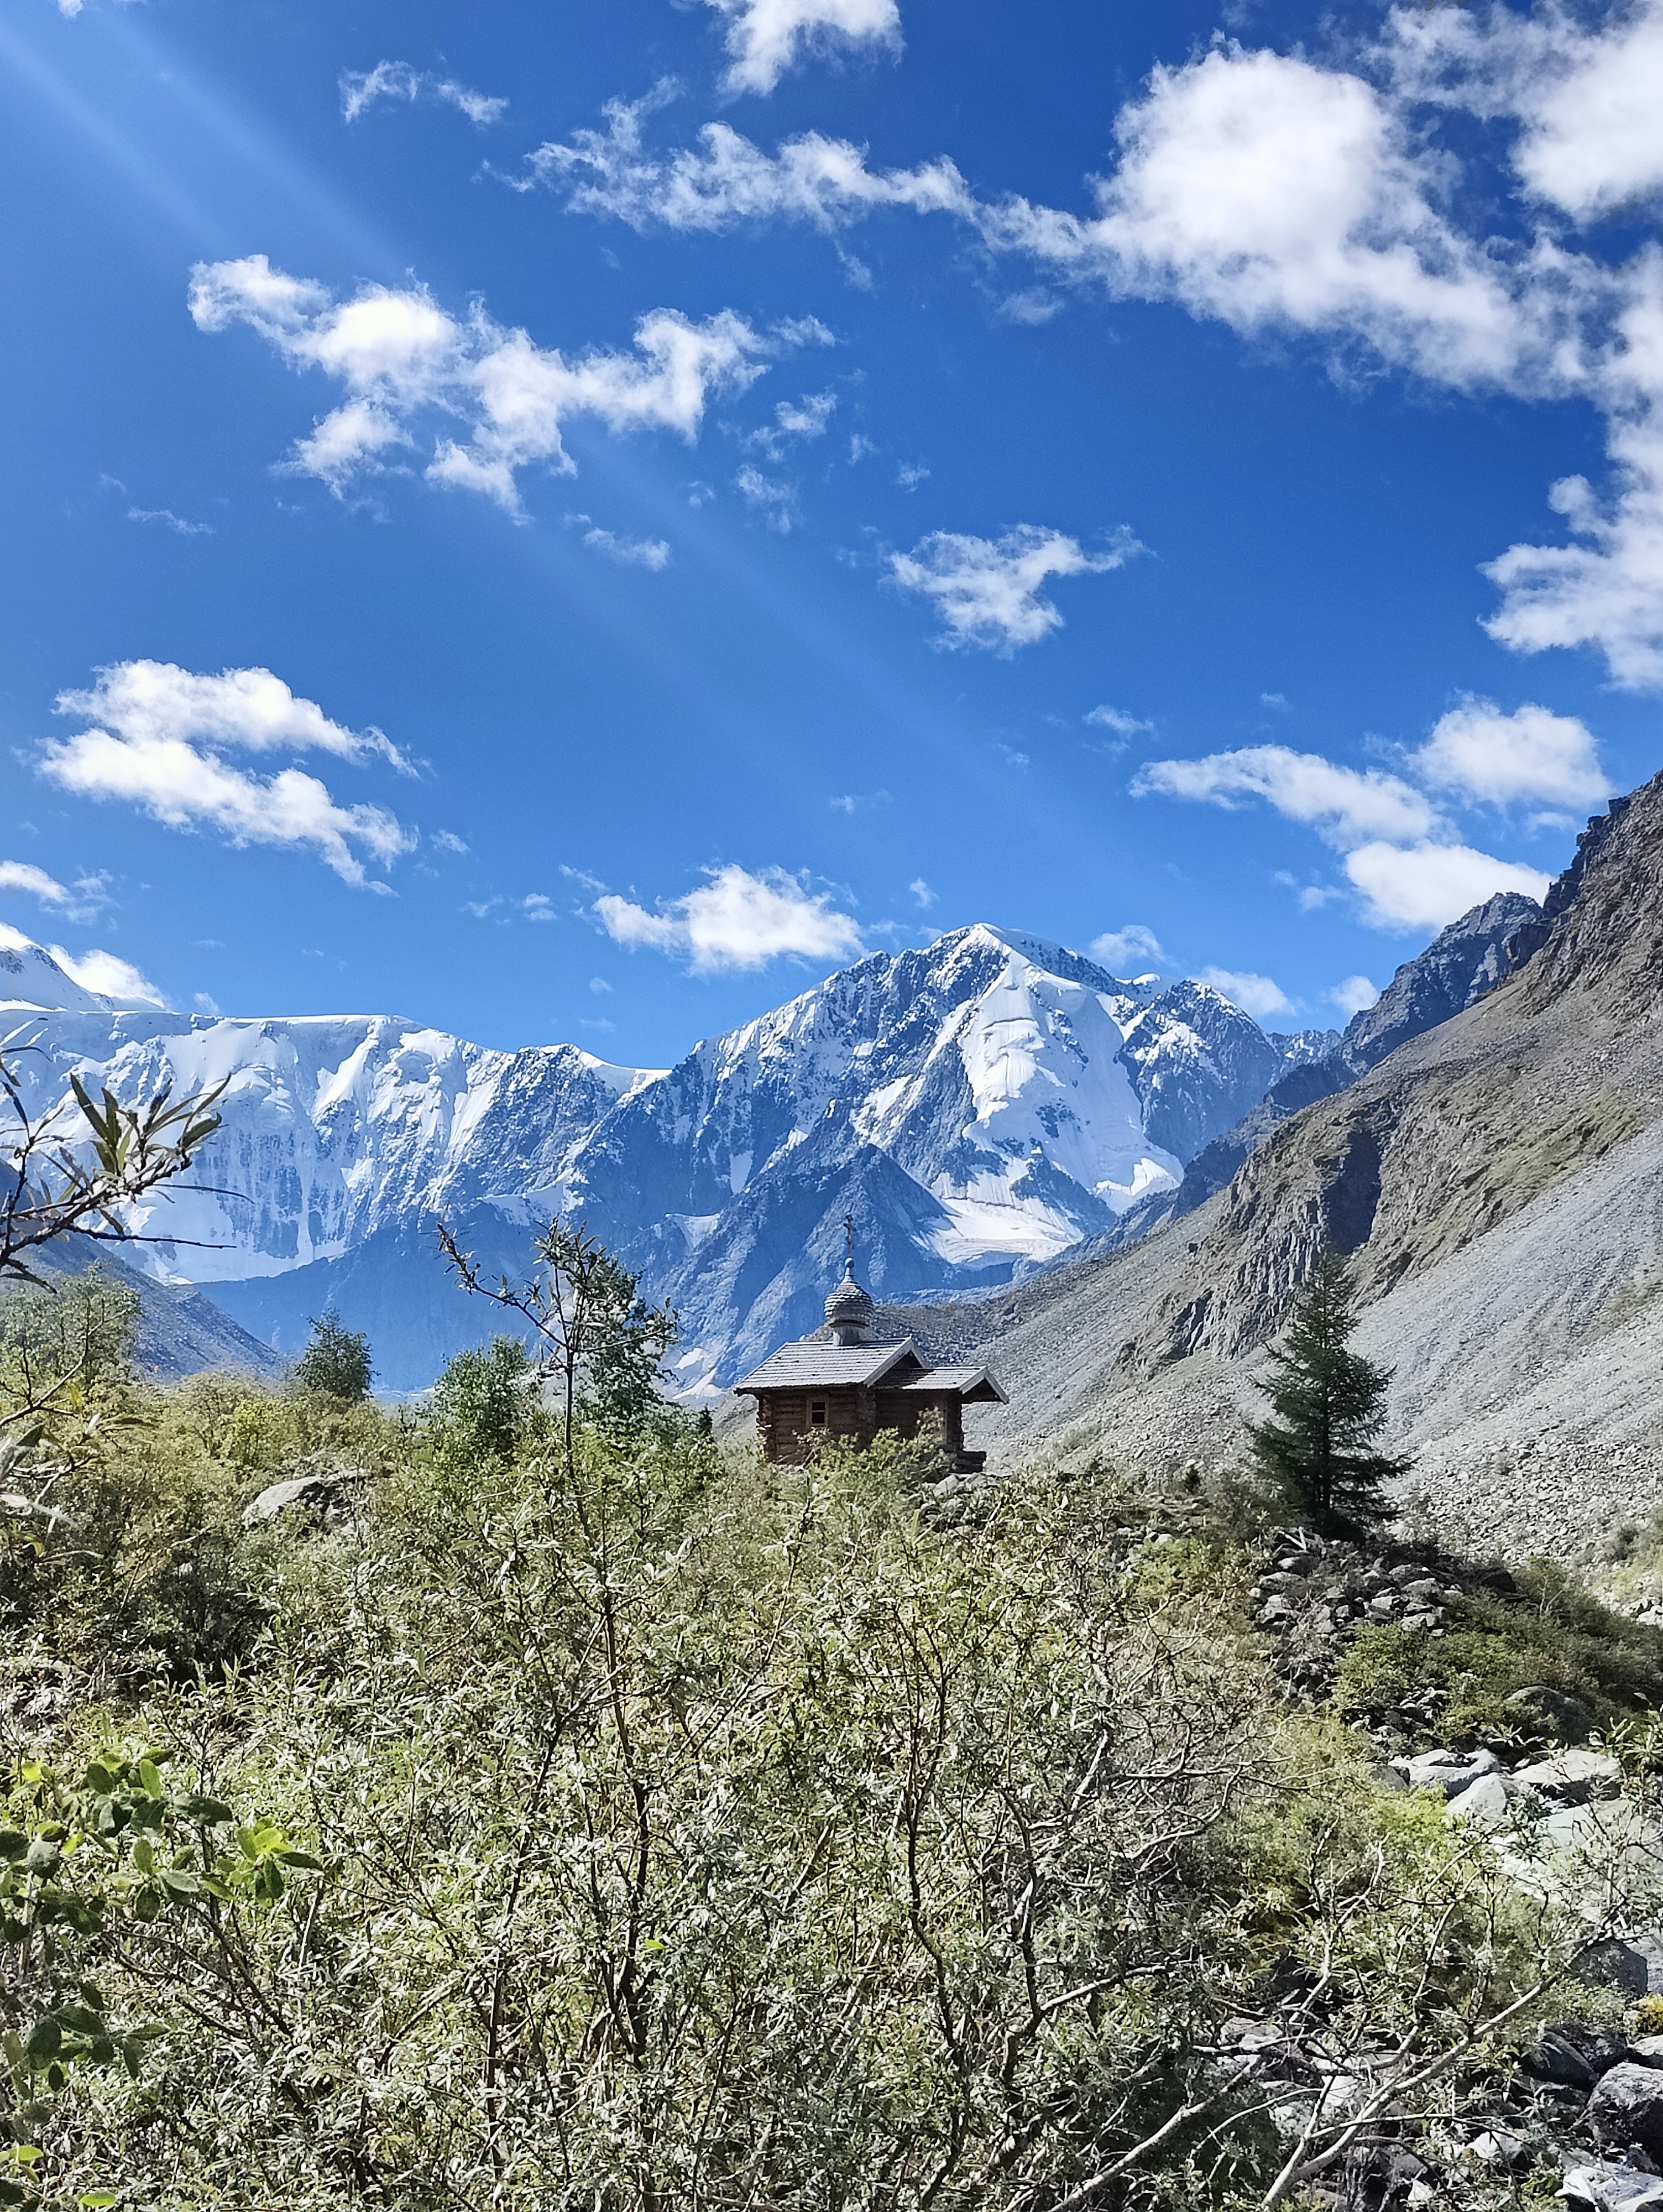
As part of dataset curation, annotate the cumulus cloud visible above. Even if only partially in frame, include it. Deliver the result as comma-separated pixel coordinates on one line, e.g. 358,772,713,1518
1090,923,1165,973
702,0,902,96
59,660,411,770
39,661,415,889
889,525,1141,653
0,860,111,922
1385,0,1663,225
535,31,1663,690
190,254,796,514
1137,732,1565,936
595,863,863,972
1331,974,1380,1016
1194,967,1294,1019
48,945,166,1007
1132,745,1437,846
1343,839,1551,930
984,46,1583,393
1414,695,1609,807
341,60,507,127
1482,402,1663,690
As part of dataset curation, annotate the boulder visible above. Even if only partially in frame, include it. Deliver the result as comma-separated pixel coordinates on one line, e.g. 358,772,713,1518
1398,1748,1501,1798
1509,1684,1596,1743
1561,2166,1663,2210
1630,2039,1663,2067
1445,1773,1519,1828
1515,1750,1623,1806
1523,2023,1631,2089
1584,1943,1659,2001
1587,2063,1663,2158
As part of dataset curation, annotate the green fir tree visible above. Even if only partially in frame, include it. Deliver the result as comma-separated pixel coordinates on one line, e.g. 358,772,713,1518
1249,1244,1409,1535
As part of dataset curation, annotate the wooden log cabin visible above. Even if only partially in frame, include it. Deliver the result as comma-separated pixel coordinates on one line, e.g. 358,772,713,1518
734,1253,1006,1470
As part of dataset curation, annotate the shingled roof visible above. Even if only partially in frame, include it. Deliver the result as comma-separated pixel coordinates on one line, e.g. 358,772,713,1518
733,1337,925,1393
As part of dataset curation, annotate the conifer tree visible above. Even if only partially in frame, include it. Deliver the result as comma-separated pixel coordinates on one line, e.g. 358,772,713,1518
1249,1244,1408,1535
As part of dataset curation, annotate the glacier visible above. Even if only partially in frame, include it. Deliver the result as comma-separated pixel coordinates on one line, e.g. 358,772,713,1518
1,922,1331,1391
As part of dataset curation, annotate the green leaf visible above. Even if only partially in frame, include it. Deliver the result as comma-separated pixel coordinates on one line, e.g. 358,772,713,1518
135,1761,163,1798
180,1796,234,1826
80,2195,120,2207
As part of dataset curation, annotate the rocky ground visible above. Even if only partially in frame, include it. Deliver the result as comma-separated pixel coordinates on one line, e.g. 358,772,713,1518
1225,1526,1663,2208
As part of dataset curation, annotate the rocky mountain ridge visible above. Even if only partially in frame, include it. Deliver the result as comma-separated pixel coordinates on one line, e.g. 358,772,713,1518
3,922,1335,1392
875,773,1663,1556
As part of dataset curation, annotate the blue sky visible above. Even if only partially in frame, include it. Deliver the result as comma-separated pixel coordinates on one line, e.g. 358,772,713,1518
3,0,1661,1060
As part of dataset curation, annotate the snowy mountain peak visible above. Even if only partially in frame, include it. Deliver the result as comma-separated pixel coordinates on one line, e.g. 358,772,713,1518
6,921,1330,1391
0,930,168,1017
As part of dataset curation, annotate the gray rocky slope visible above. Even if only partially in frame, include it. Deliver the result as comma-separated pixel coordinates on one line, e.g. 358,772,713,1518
850,775,1663,1558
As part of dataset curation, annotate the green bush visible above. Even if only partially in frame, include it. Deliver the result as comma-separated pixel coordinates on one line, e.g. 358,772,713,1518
1332,1561,1663,1744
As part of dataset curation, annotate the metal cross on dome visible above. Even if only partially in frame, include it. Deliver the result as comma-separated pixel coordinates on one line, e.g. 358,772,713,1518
843,1212,856,1271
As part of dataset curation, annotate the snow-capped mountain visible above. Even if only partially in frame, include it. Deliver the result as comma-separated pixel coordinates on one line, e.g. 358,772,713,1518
1,924,1331,1390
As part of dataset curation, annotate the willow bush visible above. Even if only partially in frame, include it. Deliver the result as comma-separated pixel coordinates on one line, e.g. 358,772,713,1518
2,1285,1657,2210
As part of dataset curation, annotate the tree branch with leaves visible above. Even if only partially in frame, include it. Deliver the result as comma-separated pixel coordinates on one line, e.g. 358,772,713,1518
0,1031,226,1288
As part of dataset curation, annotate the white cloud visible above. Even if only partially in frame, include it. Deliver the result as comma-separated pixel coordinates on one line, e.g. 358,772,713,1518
1414,695,1609,808
1342,840,1551,931
39,662,415,889
594,863,862,973
896,461,930,491
191,254,793,514
583,526,672,569
532,42,1663,692
127,506,214,536
341,61,507,127
983,45,1582,394
57,660,410,770
703,0,902,96
1090,922,1165,973
909,878,935,909
1194,966,1293,1018
1385,0,1663,225
1086,704,1153,739
889,525,1141,653
1132,744,1437,846
48,945,166,1007
432,830,468,854
1331,974,1380,1016
748,388,836,458
524,93,971,234
735,465,798,531
1482,400,1663,690
0,861,111,922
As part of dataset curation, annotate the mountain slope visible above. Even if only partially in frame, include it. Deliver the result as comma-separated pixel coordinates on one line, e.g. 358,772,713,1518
1100,891,1542,1248
5,927,1321,1391
875,777,1663,1554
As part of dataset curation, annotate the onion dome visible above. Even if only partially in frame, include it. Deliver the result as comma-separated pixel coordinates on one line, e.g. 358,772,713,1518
825,1261,875,1342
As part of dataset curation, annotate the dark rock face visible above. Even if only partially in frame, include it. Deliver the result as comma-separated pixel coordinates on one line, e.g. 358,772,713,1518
1588,2063,1663,2157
